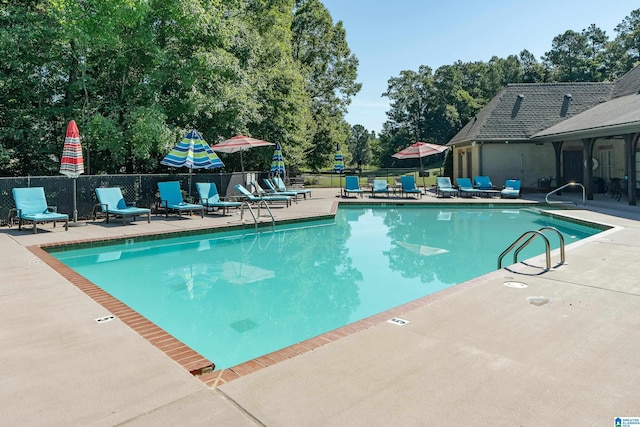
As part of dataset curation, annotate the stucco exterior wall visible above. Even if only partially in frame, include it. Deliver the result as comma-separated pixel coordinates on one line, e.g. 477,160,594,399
453,143,556,190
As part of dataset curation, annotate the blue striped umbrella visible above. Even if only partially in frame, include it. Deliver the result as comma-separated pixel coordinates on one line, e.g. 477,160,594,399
161,130,224,195
334,143,344,173
161,130,224,170
270,142,285,177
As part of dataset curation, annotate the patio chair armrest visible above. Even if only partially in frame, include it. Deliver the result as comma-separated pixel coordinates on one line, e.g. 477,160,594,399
7,208,18,227
93,203,107,220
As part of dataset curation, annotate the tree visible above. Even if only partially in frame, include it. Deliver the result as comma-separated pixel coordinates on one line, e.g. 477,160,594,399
292,0,361,170
543,26,609,82
347,125,372,168
607,8,640,78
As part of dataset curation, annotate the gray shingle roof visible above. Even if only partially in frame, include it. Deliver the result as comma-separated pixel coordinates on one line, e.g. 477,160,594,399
533,65,640,140
533,93,640,140
448,82,614,145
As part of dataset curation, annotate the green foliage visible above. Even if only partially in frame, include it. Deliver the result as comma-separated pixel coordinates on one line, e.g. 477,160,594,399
347,124,372,167
0,0,358,176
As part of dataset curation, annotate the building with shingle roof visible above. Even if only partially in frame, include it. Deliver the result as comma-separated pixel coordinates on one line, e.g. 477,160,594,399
447,64,640,204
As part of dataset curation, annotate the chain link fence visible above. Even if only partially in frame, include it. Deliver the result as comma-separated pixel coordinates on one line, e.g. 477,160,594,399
0,172,261,225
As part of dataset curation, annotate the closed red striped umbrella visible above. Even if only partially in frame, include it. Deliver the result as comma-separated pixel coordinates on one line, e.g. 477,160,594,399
59,120,84,178
59,120,85,223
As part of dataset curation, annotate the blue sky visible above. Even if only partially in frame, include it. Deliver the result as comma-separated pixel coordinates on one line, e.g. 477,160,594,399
321,0,639,134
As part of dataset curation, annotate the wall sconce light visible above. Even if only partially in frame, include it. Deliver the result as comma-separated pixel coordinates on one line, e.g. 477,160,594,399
471,141,476,147
505,140,509,144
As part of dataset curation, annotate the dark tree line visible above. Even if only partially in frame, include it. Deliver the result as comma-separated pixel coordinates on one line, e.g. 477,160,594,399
2,2,639,176
0,0,358,176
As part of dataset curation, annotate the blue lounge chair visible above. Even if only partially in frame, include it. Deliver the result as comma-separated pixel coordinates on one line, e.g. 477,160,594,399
157,181,204,218
371,179,390,197
234,184,292,207
435,177,458,198
94,187,151,225
12,187,69,233
400,175,422,198
456,177,478,198
344,175,364,198
501,179,521,198
260,179,301,201
473,176,500,197
195,182,242,215
272,177,312,199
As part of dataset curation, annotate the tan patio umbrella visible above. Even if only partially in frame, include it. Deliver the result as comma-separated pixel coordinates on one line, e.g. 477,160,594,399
211,135,274,172
392,141,449,190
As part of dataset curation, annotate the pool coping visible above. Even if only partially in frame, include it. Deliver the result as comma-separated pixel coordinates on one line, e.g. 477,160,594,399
27,201,610,388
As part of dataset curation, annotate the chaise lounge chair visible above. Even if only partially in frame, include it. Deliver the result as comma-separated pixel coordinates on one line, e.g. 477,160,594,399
234,184,292,207
435,177,459,198
400,175,422,198
500,179,521,198
12,187,69,233
252,181,298,203
344,175,364,198
195,182,242,215
273,177,312,199
473,175,500,197
157,181,204,218
260,179,301,201
94,187,151,225
456,177,478,198
371,179,390,197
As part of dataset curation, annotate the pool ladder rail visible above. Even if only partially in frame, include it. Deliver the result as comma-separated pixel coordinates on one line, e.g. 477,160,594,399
545,182,586,206
240,200,275,229
498,226,566,272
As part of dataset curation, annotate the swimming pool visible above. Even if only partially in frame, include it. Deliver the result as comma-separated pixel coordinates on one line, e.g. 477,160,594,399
50,206,602,370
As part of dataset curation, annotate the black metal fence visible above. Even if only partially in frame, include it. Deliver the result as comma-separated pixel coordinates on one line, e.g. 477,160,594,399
0,172,261,224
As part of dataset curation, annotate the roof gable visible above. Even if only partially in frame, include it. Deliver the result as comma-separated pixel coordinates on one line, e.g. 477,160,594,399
448,83,613,145
611,64,640,98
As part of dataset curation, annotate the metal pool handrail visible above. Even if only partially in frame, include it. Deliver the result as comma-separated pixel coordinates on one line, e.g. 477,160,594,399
240,200,275,229
513,226,565,267
498,230,551,270
545,182,586,206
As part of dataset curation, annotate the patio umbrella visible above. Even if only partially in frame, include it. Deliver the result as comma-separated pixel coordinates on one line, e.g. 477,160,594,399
334,143,345,174
211,135,274,172
160,129,224,196
333,143,345,194
59,120,85,223
392,141,448,190
270,142,285,177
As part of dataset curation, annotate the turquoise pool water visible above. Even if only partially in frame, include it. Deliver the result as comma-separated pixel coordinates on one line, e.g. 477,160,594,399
51,206,601,369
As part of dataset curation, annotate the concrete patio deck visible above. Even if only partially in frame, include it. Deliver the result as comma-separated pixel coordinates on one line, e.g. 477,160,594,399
1,188,639,426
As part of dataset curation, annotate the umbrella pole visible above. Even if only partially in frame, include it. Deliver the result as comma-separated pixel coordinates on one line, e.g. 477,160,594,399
420,157,425,194
68,178,86,226
73,178,78,222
